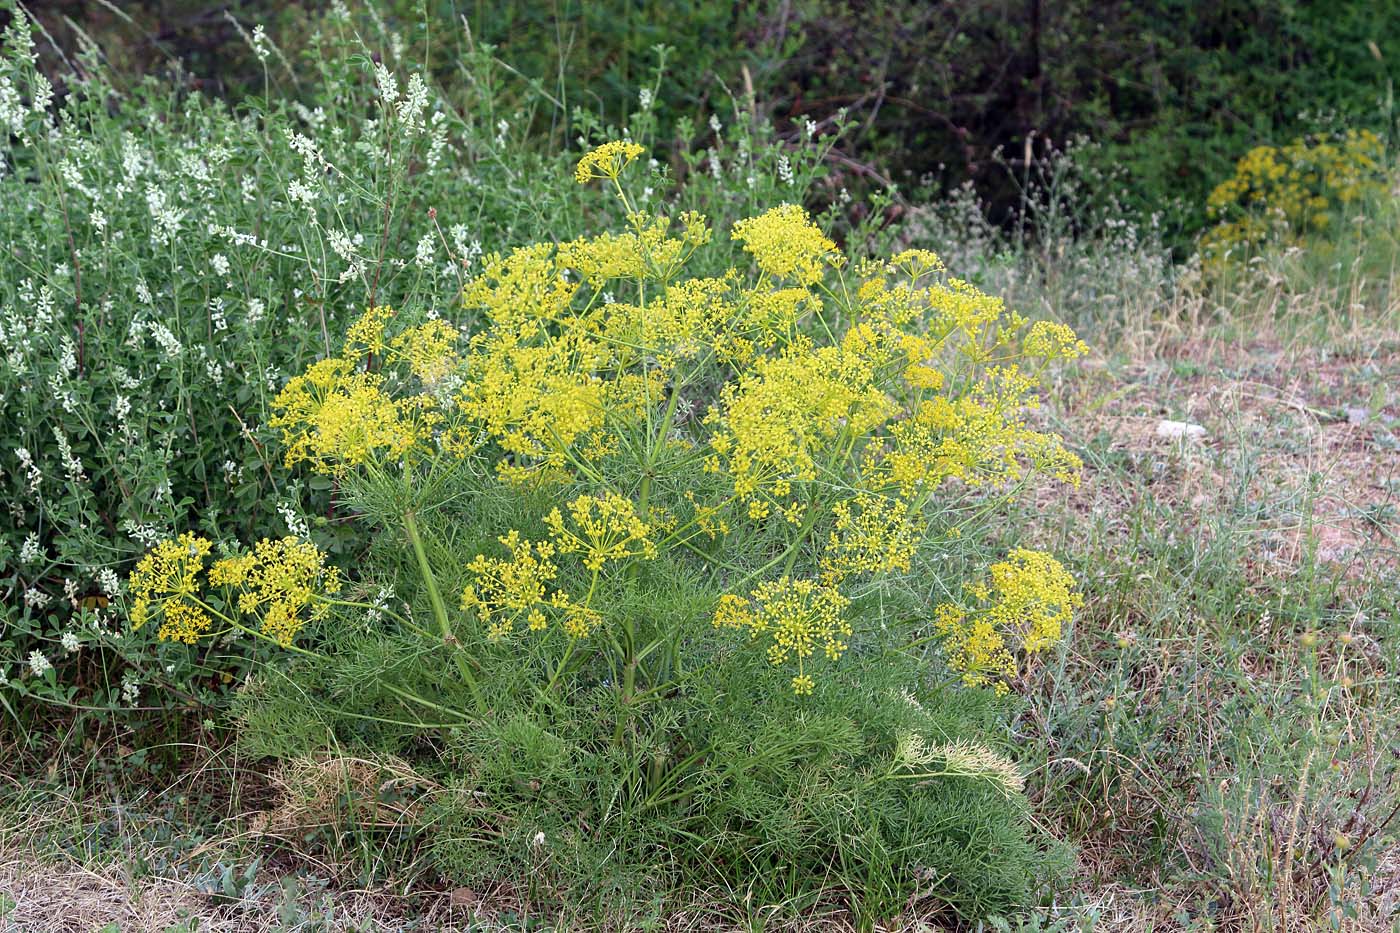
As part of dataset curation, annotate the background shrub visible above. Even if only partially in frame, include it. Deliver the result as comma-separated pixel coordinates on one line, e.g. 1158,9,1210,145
22,0,1400,247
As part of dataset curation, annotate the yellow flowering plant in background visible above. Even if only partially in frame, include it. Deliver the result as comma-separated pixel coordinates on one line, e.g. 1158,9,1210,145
1200,129,1387,268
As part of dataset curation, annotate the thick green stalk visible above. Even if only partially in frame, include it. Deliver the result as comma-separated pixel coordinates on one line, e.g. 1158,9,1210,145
613,641,637,747
404,509,487,713
613,375,686,742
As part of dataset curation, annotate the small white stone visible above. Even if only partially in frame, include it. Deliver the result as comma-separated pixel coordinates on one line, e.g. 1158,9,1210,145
1156,420,1207,440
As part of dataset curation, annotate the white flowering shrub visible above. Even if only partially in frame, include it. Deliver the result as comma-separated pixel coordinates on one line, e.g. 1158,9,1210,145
0,8,849,730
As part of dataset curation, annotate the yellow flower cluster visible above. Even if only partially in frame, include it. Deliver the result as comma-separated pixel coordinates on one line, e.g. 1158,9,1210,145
458,323,608,474
271,307,462,475
460,527,615,640
557,211,710,287
129,532,214,644
460,491,661,641
704,337,895,514
731,204,837,285
255,143,1086,696
1201,129,1386,264
461,243,579,325
128,533,339,647
344,304,396,356
888,248,946,278
712,578,852,695
391,319,461,383
271,357,440,474
574,140,645,184
545,492,658,572
820,493,920,583
602,275,815,369
873,367,1083,496
208,537,342,647
462,531,568,640
457,242,644,480
933,549,1082,692
1023,320,1090,362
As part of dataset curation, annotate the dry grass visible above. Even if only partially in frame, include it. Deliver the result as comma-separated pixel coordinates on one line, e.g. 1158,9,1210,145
1056,339,1399,574
1012,327,1400,931
0,844,475,933
0,758,892,932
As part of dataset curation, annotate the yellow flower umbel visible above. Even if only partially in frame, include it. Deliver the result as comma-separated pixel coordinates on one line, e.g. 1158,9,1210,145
128,532,215,644
209,537,342,647
556,210,710,287
270,307,465,476
600,273,813,368
705,338,896,514
872,366,1082,496
461,531,566,641
731,204,837,285
270,356,440,475
712,578,852,695
343,304,396,357
129,534,340,648
455,246,619,480
820,493,921,583
575,140,645,185
460,531,606,640
546,492,658,571
931,604,1015,695
934,548,1081,692
389,319,461,384
1023,320,1091,362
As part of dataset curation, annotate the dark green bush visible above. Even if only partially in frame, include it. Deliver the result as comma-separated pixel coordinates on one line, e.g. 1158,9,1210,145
30,1,1400,246
760,0,1400,245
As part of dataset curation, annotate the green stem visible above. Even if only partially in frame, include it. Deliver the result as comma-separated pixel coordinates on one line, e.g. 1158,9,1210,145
761,502,824,582
380,681,475,722
649,373,688,470
404,509,487,713
640,744,714,810
190,597,321,660
200,595,477,724
403,511,450,637
614,639,636,747
313,595,427,637
628,656,719,706
537,637,579,707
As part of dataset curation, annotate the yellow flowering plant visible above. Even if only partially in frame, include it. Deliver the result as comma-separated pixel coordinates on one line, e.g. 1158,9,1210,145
129,532,342,651
129,141,1085,699
124,143,1088,919
1200,129,1387,267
